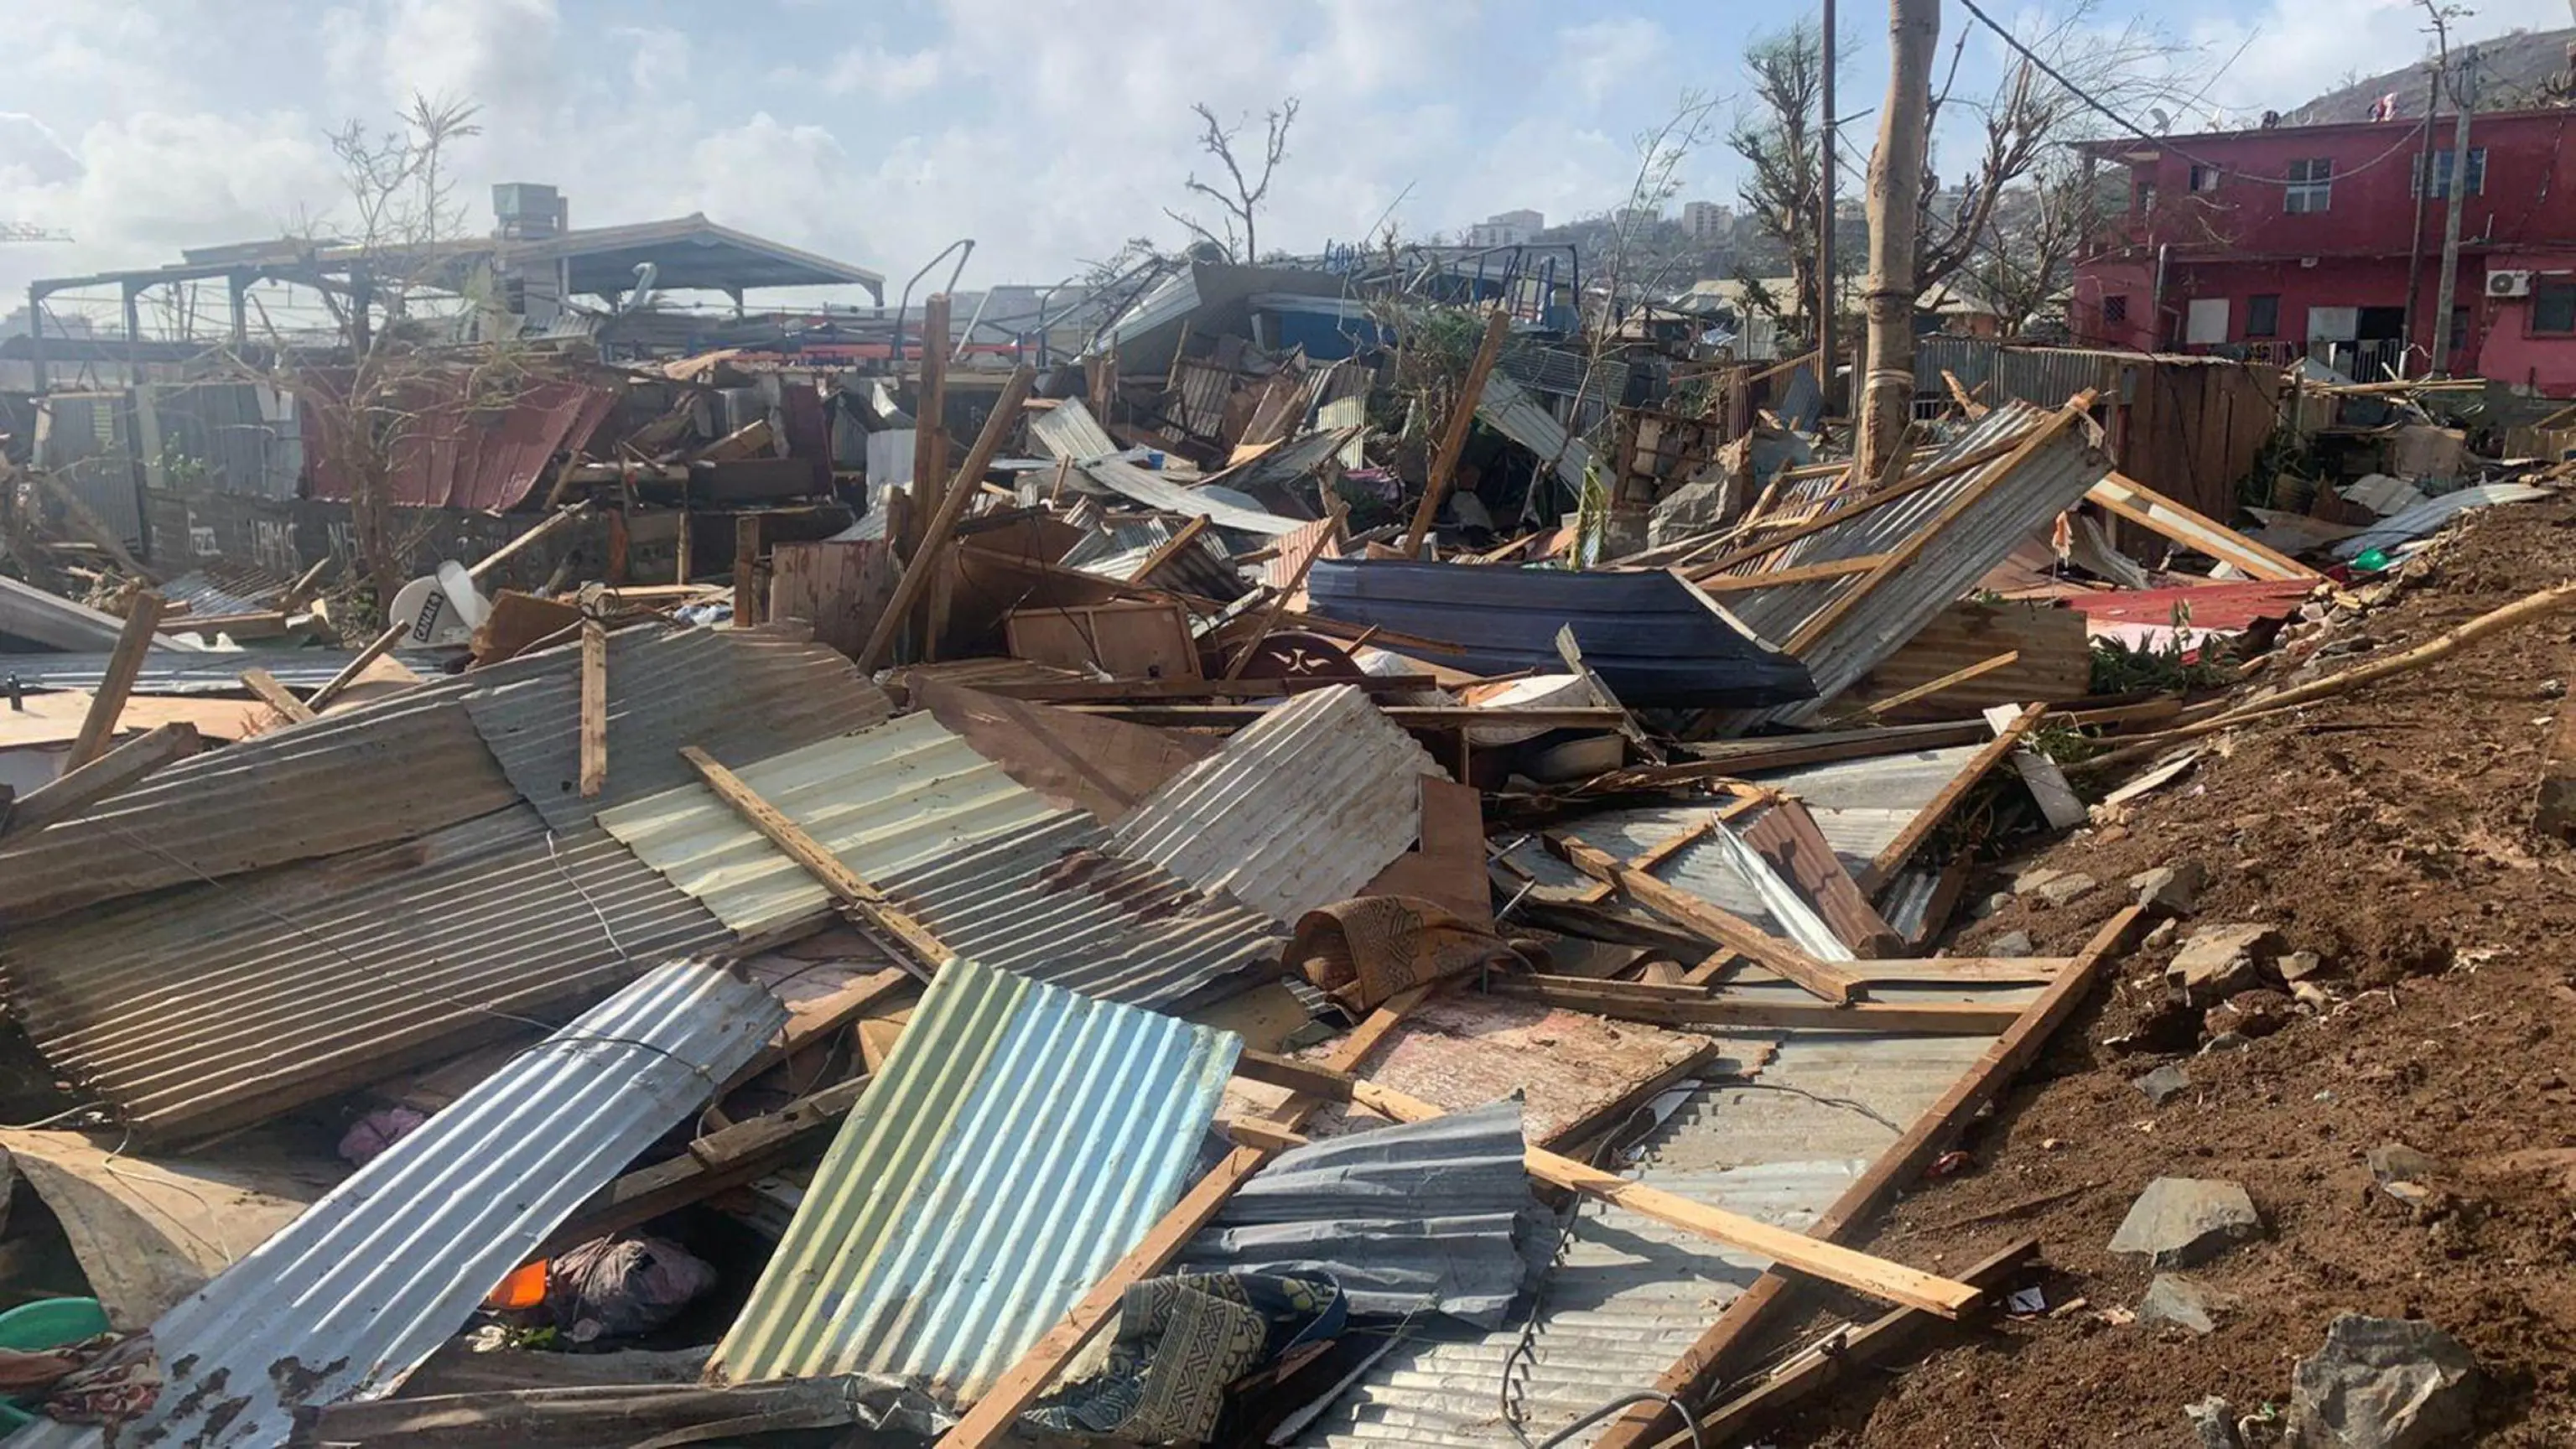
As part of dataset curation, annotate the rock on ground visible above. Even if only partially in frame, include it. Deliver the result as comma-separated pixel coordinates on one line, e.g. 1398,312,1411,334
2133,1062,2191,1106
2140,1273,2237,1335
2286,1313,2475,1449
2109,1176,2262,1268
2168,923,2287,1007
2130,860,2209,917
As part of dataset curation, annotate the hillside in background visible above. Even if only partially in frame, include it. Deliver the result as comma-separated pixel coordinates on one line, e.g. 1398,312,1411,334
2284,24,2573,124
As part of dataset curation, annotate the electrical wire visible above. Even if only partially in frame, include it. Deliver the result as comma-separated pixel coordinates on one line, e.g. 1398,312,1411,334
1954,0,2438,188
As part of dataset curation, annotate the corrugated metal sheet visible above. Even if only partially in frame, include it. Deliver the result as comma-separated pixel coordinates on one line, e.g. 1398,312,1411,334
0,648,450,693
598,713,1281,1006
1061,517,1254,602
2329,482,2551,558
1296,1023,2017,1449
306,377,617,512
0,574,134,653
0,805,734,1140
31,392,145,551
1476,373,1592,495
1501,803,1849,952
464,626,894,831
7,961,785,1449
877,814,1283,1009
1720,401,2111,727
1029,400,1302,536
708,956,1239,1405
132,380,302,500
1303,561,1815,708
0,678,521,924
1108,683,1446,922
1918,336,2137,411
1179,1100,1535,1327
157,563,294,620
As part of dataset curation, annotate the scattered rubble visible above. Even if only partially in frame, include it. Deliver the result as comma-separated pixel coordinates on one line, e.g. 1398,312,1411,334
2168,923,2288,1007
2109,1177,2262,1268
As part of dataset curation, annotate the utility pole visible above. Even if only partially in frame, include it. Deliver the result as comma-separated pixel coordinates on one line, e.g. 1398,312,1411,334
1858,0,1941,479
2429,44,2477,378
1819,0,1837,417
2398,63,2443,376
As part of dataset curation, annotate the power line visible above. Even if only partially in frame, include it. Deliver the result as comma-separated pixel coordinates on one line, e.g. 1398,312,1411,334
1953,0,2437,189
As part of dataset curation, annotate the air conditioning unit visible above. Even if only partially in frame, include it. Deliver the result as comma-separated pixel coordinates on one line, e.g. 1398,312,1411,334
2488,270,2536,299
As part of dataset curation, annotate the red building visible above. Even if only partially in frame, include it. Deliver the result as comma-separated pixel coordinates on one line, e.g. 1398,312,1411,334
2074,108,2576,394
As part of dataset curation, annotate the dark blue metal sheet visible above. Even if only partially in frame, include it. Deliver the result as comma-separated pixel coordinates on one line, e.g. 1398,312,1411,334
1303,560,1815,706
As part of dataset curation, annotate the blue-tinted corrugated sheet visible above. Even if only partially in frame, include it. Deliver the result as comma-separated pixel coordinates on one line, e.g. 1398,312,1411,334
708,956,1239,1405
1179,1100,1535,1327
4,960,786,1449
1303,560,1815,706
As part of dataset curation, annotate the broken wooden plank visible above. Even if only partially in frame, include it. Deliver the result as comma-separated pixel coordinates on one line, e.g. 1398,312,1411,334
67,592,165,770
578,620,609,798
2087,470,2319,583
721,967,911,1093
1553,834,1863,1005
1985,702,2085,829
1571,812,1727,906
679,745,951,970
1595,906,2144,1449
539,1077,869,1257
905,293,953,558
1401,308,1510,557
1127,514,1212,584
1694,553,1895,594
0,722,200,839
1483,975,2020,1035
1852,649,2022,721
1067,704,1629,729
859,365,1036,671
237,667,316,724
1862,702,2048,890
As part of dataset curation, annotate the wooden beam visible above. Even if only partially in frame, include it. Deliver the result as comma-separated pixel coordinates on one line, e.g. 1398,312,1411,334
859,365,1036,672
578,621,609,798
1688,434,2025,580
67,592,164,769
1695,553,1894,593
2087,470,2319,583
1846,650,2021,721
1863,702,2047,889
721,968,911,1093
0,722,199,839
906,293,953,559
1400,307,1510,557
237,667,316,724
1348,1079,1982,1318
731,516,765,627
1553,834,1863,1005
1572,811,1727,906
539,1076,869,1256
1593,906,2144,1449
980,675,1431,703
1126,514,1211,584
1483,975,2021,1035
1673,1239,2038,1447
679,745,951,970
1784,397,2091,656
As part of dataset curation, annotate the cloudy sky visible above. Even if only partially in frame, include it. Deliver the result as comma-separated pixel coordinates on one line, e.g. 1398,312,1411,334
3,0,2568,322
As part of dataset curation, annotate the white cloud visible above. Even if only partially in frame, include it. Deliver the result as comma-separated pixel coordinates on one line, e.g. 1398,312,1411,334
2188,0,2573,122
818,44,943,99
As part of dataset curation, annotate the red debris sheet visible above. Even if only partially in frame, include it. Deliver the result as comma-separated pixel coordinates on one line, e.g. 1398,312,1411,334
2061,579,2315,632
304,376,616,512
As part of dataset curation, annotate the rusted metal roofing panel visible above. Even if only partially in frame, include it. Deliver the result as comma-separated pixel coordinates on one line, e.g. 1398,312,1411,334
708,956,1239,1405
1296,1021,2019,1449
307,377,617,512
1719,401,2111,727
878,814,1283,1009
0,680,519,924
0,806,732,1140
157,562,294,620
1107,683,1448,922
463,626,894,831
8,960,785,1449
597,711,1069,938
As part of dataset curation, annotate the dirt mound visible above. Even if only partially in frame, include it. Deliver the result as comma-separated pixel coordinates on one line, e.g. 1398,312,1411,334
1777,497,2576,1446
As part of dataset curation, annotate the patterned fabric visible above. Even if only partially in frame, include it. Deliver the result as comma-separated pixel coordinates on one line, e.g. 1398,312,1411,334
1026,1274,1344,1442
1288,896,1530,1014
40,1333,159,1426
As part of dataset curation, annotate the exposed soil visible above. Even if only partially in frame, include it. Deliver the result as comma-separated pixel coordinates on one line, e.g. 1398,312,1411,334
1769,496,2576,1446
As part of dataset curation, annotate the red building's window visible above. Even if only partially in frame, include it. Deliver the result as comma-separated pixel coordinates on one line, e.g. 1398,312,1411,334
2247,295,2280,337
2285,158,2334,214
2102,295,2130,325
2532,282,2576,335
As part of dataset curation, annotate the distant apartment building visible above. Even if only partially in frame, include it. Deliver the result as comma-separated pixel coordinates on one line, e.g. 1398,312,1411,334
1612,205,1665,230
1682,200,1731,243
1465,209,1545,248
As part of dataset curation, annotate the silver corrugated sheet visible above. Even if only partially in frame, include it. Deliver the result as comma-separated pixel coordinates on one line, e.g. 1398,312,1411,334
709,956,1239,1406
0,805,734,1140
156,564,293,621
0,679,520,924
0,574,135,653
1719,401,2110,726
6,960,785,1449
1476,373,1592,496
0,648,451,693
1029,400,1302,536
1061,516,1254,602
2329,481,2551,559
463,626,894,831
1296,1022,2015,1449
877,814,1283,1009
1108,683,1446,923
1498,802,1852,953
1181,1100,1535,1327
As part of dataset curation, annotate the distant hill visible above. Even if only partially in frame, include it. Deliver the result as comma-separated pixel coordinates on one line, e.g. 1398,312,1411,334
2283,25,2574,125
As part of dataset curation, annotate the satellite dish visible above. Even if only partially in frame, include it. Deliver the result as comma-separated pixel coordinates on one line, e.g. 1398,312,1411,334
2148,106,2172,133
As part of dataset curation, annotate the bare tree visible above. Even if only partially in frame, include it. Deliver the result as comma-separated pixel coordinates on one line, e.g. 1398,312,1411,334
1729,22,1831,348
1165,99,1300,262
1960,153,2116,335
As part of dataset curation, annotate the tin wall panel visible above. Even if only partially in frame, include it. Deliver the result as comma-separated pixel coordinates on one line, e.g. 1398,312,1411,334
708,956,1239,1405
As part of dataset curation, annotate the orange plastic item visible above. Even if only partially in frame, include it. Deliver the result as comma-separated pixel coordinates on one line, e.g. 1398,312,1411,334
483,1259,548,1311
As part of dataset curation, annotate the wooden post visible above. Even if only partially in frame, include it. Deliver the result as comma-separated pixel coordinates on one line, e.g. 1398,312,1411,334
1862,702,2046,887
67,592,164,769
1857,0,1940,477
578,621,609,798
905,294,952,558
1400,308,1509,558
680,745,952,970
1553,834,1862,1005
857,366,1036,672
732,516,764,626
1,722,199,839
238,667,317,725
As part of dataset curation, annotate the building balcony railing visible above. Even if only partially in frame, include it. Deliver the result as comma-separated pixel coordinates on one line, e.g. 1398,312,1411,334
2309,337,2407,381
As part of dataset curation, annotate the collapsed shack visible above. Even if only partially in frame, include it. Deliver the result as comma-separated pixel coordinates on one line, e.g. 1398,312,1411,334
3,263,2575,1449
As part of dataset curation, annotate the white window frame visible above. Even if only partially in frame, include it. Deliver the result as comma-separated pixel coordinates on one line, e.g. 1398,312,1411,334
2285,158,2333,214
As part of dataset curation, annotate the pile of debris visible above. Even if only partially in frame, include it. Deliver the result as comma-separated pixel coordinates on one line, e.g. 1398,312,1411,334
2,277,2573,1449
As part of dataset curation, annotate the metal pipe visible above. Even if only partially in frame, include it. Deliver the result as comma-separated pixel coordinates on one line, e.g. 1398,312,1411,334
890,238,974,365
